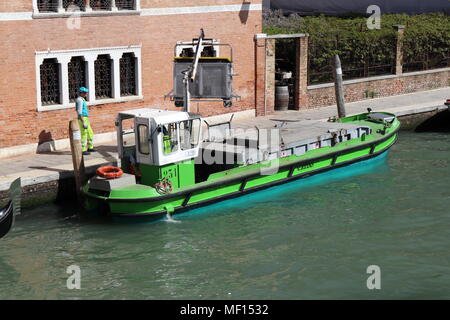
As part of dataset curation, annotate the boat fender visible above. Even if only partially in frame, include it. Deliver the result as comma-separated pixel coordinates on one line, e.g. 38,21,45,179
96,166,124,180
154,177,173,195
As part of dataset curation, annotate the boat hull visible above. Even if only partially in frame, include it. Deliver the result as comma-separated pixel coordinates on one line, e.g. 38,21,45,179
0,201,14,239
85,128,399,221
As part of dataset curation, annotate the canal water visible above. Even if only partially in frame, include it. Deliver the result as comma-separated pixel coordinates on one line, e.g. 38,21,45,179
1,131,450,299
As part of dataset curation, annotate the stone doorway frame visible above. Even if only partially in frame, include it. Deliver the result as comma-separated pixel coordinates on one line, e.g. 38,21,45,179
254,33,309,116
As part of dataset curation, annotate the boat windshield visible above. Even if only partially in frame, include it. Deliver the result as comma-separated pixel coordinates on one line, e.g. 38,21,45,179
162,123,179,155
121,118,136,148
180,119,201,150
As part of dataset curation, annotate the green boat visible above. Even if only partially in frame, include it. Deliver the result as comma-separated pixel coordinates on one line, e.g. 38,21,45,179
82,108,400,221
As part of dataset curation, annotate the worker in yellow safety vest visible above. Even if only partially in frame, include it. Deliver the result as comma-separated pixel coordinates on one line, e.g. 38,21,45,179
75,87,96,155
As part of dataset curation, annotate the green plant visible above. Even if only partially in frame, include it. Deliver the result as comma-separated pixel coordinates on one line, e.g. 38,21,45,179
263,11,450,84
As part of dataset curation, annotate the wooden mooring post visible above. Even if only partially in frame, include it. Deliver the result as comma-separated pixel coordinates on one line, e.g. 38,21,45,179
69,120,86,205
333,54,347,118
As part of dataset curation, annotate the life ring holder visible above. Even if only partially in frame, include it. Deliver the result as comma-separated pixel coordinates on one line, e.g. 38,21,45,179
96,166,124,180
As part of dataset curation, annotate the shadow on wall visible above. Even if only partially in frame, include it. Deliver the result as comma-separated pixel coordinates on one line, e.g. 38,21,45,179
37,130,56,153
239,1,251,24
415,109,450,132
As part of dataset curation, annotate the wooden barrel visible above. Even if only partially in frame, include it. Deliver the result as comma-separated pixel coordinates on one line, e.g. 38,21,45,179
275,86,289,111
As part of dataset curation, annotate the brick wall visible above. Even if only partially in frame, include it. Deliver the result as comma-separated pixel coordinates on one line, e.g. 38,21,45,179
0,2,262,149
0,0,32,12
307,69,450,108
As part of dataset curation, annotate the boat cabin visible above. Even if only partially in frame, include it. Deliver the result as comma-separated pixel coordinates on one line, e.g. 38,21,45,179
116,108,202,188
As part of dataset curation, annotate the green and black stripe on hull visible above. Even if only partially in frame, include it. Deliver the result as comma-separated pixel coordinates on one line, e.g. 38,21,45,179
83,117,399,221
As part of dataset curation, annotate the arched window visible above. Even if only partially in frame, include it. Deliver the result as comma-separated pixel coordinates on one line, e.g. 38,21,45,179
37,0,58,12
120,53,137,96
63,0,85,11
68,57,87,102
95,55,113,99
40,59,61,105
90,0,112,10
36,46,141,111
116,0,135,10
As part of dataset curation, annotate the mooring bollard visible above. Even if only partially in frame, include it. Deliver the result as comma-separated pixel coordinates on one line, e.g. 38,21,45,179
333,54,347,118
69,120,86,205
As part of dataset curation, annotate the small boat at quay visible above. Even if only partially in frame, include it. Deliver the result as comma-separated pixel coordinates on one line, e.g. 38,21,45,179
0,178,21,239
82,109,400,221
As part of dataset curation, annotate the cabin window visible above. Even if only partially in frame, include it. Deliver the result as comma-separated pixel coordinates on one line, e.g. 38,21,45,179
137,124,150,155
180,119,201,150
162,123,179,155
121,118,136,147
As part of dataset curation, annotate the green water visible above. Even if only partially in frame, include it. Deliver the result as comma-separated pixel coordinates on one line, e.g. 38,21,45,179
1,131,450,300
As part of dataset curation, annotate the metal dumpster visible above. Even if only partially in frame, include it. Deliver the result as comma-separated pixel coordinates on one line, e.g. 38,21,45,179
173,58,234,103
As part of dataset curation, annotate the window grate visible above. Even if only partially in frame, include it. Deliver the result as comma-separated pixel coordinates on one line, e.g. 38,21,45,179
95,55,113,99
37,0,59,12
116,0,135,10
63,0,85,10
68,57,87,102
90,0,112,10
40,59,61,105
120,53,137,96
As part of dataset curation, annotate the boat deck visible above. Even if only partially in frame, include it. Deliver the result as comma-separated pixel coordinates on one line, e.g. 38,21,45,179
201,119,372,165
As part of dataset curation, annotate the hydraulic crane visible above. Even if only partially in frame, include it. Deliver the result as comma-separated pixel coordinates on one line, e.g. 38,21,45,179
182,29,205,112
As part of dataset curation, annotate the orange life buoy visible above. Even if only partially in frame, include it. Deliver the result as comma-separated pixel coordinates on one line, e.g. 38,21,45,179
96,166,124,179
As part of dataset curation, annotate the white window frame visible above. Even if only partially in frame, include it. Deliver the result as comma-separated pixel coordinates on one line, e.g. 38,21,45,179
32,0,141,18
35,45,143,112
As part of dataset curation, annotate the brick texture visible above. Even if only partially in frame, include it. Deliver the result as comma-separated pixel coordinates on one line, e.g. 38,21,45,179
0,5,262,148
254,36,266,116
0,0,32,12
264,38,275,114
294,36,309,110
307,70,450,109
